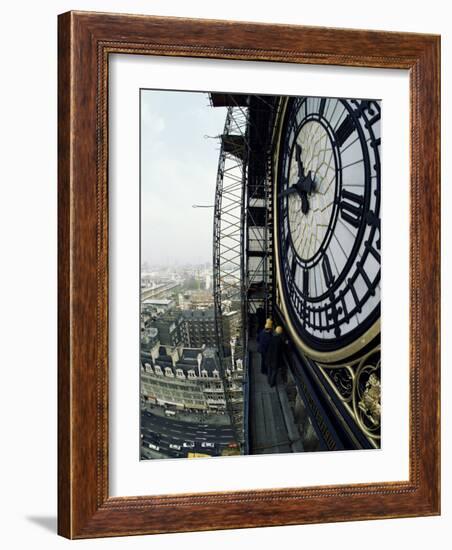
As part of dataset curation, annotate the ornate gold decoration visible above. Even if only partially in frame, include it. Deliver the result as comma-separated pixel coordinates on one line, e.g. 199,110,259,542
317,345,381,444
358,372,381,427
351,351,381,440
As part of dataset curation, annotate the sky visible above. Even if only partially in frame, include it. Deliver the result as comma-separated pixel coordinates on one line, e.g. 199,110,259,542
141,90,227,266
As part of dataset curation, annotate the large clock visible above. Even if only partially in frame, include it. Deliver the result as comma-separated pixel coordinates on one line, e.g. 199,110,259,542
274,96,381,362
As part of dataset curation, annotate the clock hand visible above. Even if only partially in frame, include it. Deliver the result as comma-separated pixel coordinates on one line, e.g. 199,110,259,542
279,174,317,215
279,144,317,212
300,193,309,215
279,185,299,198
298,170,316,194
295,143,305,180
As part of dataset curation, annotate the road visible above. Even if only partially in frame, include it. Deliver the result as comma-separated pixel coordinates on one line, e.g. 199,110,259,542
140,410,236,459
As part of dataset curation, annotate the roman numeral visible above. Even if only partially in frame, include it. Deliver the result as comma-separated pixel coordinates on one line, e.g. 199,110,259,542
353,100,381,127
348,279,362,313
303,269,309,297
335,114,356,147
322,255,335,288
340,292,350,324
325,303,341,337
366,210,381,249
291,256,297,280
319,98,326,118
340,189,364,228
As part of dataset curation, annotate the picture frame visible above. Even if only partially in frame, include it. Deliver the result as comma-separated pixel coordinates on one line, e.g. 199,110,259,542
58,10,440,538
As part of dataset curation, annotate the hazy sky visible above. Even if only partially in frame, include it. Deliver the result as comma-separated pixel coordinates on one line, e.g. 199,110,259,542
141,90,227,266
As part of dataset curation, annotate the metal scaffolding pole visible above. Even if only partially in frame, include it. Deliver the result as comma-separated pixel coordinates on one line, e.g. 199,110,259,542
212,105,250,446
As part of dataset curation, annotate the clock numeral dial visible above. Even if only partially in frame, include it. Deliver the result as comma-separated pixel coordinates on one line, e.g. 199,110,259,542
291,255,297,280
276,96,380,353
303,269,309,297
340,189,364,229
322,255,335,288
335,114,356,147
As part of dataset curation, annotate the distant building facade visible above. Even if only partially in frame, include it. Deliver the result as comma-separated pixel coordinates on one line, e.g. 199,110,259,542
142,298,175,315
182,309,217,348
141,347,228,413
144,311,188,348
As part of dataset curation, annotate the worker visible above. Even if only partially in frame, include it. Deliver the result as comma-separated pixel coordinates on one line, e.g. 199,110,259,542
257,318,273,375
266,325,286,387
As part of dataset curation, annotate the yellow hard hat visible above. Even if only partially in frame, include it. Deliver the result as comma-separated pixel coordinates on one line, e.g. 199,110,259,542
265,318,273,329
275,326,283,335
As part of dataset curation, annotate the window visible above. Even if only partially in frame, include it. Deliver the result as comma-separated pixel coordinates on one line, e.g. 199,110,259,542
144,362,153,373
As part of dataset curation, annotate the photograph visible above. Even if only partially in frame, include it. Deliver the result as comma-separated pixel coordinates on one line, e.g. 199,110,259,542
140,90,381,459
55,10,440,535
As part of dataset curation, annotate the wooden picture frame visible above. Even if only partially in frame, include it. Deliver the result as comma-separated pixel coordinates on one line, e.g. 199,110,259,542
58,11,440,538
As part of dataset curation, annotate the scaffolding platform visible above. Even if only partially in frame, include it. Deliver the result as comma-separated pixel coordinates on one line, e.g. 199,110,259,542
248,341,304,455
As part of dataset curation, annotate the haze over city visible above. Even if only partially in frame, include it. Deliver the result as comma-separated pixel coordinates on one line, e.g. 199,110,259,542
141,90,227,266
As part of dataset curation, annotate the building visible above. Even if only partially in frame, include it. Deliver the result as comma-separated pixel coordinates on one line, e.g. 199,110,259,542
140,326,160,365
221,310,241,349
148,311,188,348
182,309,217,348
181,308,241,351
142,298,175,315
178,289,214,310
140,347,228,413
141,280,179,300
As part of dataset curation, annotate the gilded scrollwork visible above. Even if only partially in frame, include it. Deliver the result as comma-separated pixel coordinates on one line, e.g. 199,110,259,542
317,345,381,443
357,372,381,427
352,351,381,440
322,367,354,402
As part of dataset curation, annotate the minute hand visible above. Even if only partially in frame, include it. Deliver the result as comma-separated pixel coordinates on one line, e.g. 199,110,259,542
279,172,316,214
279,172,316,197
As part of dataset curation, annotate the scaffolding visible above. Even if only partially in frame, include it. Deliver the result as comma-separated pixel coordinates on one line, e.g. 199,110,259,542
212,104,249,444
211,95,277,449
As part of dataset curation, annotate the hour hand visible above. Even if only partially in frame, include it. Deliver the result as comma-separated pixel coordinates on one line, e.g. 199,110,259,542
298,170,316,194
300,193,309,214
278,185,299,199
295,143,304,180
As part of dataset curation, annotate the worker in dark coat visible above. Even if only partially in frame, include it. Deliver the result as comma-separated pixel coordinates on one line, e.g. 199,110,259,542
266,326,286,388
257,318,273,375
255,307,266,334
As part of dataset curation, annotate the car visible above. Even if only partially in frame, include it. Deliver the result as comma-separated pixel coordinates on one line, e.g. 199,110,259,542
169,443,182,450
182,441,195,448
148,443,160,451
164,410,176,417
201,441,215,449
148,432,161,443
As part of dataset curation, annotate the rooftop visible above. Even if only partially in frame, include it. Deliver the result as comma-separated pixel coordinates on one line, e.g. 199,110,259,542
143,299,174,306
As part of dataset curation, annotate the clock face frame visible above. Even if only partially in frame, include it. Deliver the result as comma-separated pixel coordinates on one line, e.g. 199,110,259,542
274,96,381,360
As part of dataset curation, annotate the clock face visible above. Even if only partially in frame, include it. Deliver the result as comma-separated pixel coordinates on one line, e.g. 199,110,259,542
276,96,381,353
